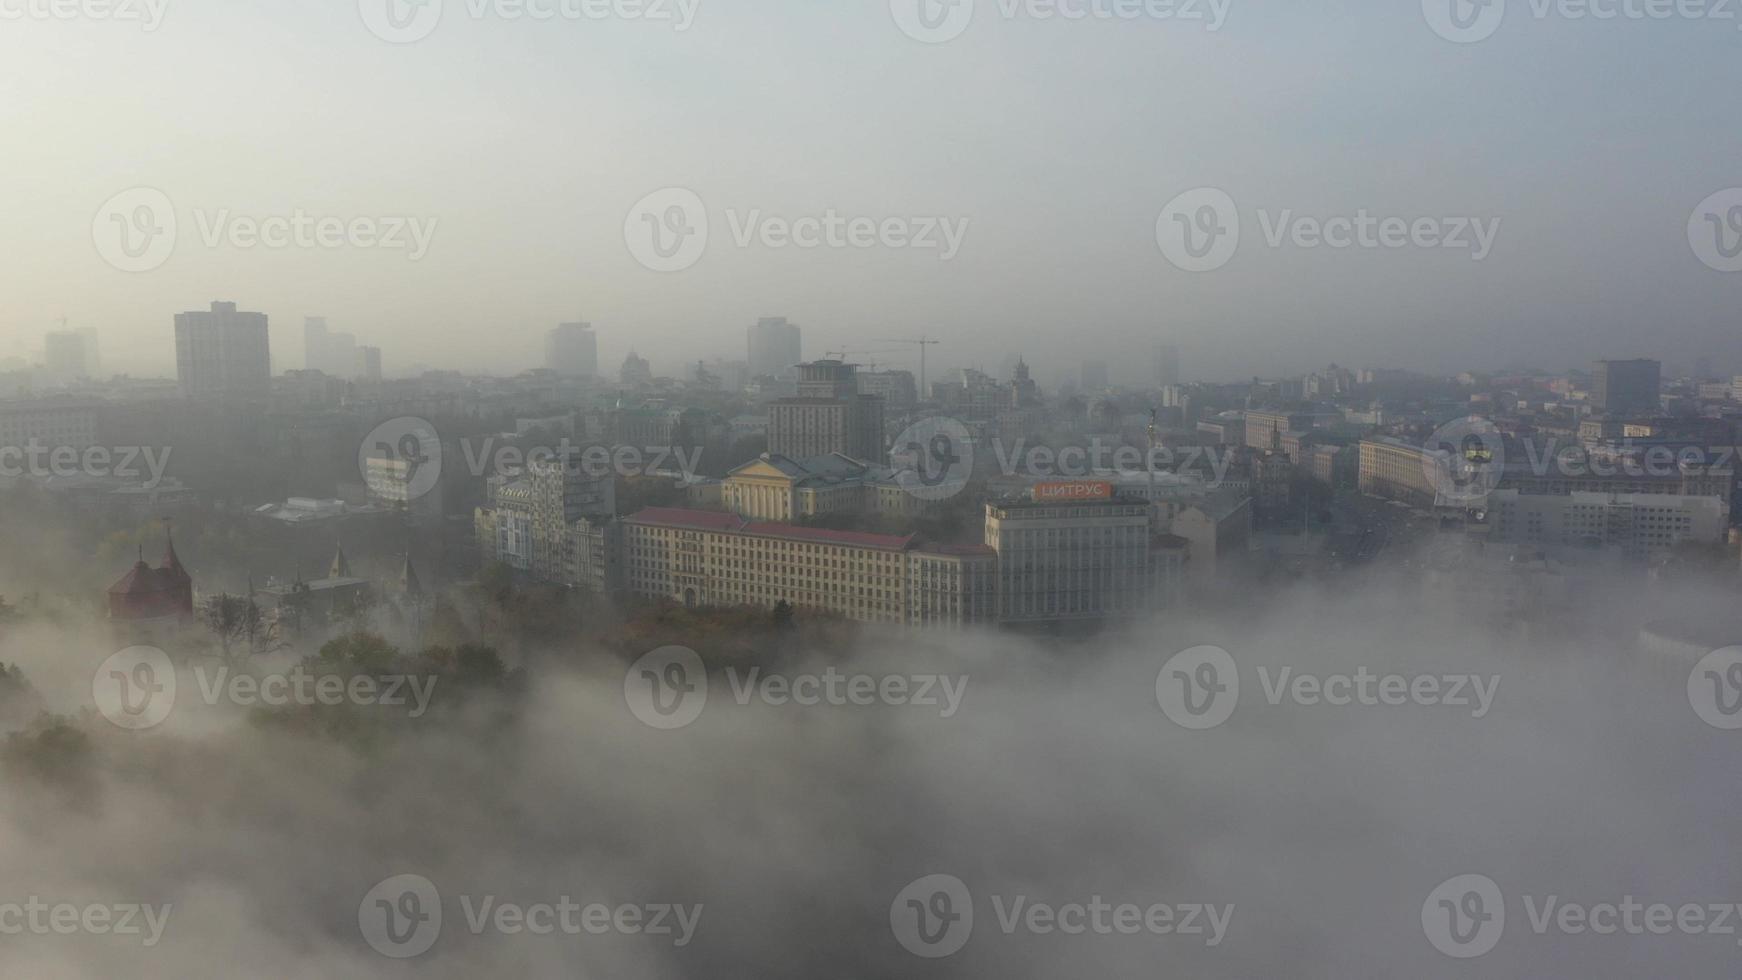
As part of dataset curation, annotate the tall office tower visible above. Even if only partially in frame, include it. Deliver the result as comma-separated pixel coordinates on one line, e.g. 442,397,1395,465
304,317,329,371
858,369,918,410
1592,359,1662,418
77,327,101,378
358,346,383,382
545,322,598,377
747,316,802,379
1154,344,1181,387
175,301,271,399
769,360,886,462
304,316,360,379
43,330,88,380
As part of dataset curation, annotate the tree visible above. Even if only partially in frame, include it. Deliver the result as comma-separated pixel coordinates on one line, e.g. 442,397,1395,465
771,600,795,630
454,644,506,686
200,593,268,663
0,662,38,724
318,631,401,671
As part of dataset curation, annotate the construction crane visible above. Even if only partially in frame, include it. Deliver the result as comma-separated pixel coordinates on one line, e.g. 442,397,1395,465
874,337,941,396
824,348,900,371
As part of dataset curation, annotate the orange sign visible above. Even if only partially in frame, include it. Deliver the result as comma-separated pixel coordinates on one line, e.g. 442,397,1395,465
1033,480,1114,502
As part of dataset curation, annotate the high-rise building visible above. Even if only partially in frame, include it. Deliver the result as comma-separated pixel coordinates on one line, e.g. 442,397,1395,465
304,316,360,379
620,351,654,387
358,346,383,382
304,317,329,371
43,331,88,380
546,322,598,377
769,360,885,462
747,316,802,379
858,369,918,410
1592,359,1661,418
985,486,1175,624
1154,344,1181,387
175,301,270,399
77,327,101,378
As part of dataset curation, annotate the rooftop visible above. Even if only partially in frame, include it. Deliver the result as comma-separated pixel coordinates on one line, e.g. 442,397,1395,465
625,507,917,551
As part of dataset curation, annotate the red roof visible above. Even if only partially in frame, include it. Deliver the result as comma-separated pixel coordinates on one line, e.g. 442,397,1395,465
626,508,916,551
624,508,747,533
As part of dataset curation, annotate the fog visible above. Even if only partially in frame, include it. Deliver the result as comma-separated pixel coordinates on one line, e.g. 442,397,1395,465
7,2,1742,380
2,558,1736,978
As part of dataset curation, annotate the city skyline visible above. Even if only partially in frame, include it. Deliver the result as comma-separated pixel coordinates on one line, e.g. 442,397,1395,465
5,4,1742,380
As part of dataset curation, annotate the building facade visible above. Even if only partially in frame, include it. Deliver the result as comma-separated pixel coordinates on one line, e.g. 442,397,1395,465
747,316,802,379
176,301,271,398
1592,359,1662,418
546,322,598,378
768,361,886,462
1485,489,1726,560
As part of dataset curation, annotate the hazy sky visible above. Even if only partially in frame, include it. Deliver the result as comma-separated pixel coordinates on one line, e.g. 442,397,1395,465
3,0,1741,382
